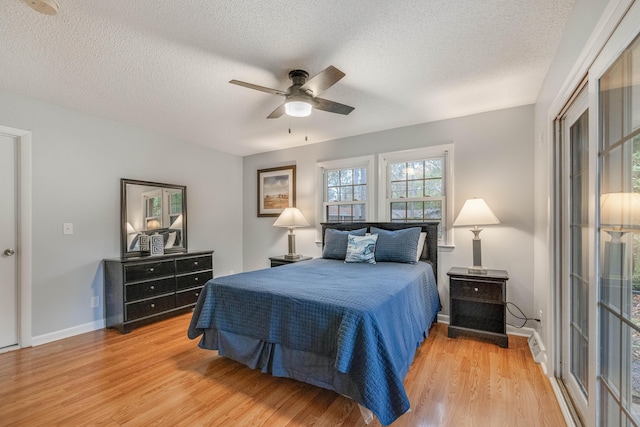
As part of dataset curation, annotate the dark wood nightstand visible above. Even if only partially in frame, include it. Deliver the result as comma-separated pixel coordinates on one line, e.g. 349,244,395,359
269,255,313,268
447,267,509,348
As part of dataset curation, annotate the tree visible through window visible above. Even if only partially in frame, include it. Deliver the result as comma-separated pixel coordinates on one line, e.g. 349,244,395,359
325,167,367,222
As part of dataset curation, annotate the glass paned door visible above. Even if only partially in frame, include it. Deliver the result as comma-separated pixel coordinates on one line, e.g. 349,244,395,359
560,89,590,420
598,31,640,426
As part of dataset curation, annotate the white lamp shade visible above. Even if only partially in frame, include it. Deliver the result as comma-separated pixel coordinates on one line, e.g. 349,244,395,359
285,101,312,117
453,198,500,227
126,222,137,234
601,192,640,229
273,207,310,228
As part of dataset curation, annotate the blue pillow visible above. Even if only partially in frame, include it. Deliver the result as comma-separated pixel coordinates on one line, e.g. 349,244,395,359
322,228,367,260
345,234,378,264
371,226,422,264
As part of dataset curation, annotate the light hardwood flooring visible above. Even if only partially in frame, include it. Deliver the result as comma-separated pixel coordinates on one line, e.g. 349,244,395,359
0,314,566,426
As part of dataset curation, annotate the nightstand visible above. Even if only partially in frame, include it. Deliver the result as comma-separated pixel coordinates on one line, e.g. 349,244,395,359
269,255,313,268
447,267,509,348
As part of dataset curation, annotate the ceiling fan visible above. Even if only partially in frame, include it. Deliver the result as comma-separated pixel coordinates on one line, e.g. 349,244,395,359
229,66,355,119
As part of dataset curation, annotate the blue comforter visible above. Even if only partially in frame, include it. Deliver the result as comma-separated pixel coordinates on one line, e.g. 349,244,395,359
188,258,440,425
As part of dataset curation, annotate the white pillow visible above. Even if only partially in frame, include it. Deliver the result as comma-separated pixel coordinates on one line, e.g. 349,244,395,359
415,232,427,262
165,231,177,249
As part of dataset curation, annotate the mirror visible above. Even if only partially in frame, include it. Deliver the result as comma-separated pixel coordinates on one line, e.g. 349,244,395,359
121,178,187,257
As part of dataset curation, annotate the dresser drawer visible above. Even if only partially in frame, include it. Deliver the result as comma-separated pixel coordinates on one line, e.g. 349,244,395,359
176,255,212,274
125,277,175,302
176,287,204,307
124,260,175,283
450,278,503,302
176,271,212,290
126,294,176,321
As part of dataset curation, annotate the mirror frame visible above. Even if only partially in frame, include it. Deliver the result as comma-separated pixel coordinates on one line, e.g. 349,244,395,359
120,178,188,258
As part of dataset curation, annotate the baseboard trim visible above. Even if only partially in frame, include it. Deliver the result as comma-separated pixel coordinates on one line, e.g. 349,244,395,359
549,377,578,427
31,319,105,347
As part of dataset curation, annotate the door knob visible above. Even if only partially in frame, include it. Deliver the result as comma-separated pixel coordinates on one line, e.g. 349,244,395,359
4,249,15,256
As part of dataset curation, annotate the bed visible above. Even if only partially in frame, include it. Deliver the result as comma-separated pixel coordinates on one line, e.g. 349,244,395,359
187,222,441,425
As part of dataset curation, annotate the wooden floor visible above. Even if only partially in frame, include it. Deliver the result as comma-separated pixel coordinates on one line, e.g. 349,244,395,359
0,314,566,426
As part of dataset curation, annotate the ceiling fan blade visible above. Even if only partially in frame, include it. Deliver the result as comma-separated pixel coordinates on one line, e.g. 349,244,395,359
267,103,286,119
312,97,355,115
299,66,345,96
229,80,287,96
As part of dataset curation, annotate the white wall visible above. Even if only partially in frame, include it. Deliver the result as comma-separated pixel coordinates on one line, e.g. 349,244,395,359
0,89,243,339
533,0,610,361
243,105,535,321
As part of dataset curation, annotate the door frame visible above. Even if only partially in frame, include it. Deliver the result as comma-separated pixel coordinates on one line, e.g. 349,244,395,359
0,125,32,350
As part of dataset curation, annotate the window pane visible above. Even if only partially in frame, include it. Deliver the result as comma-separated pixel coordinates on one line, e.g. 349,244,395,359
354,185,366,201
600,308,621,397
390,162,406,181
327,187,339,202
390,202,406,220
353,168,367,184
407,161,424,179
391,182,407,198
340,186,353,202
424,159,442,178
407,201,424,220
327,170,340,187
424,179,442,196
340,169,353,185
326,205,339,222
352,204,366,221
408,180,424,198
338,205,353,222
424,200,442,219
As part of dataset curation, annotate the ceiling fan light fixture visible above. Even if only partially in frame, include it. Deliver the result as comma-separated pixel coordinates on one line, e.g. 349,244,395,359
285,100,312,117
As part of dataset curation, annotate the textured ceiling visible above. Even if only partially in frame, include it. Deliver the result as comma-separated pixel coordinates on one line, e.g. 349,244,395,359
1,0,575,156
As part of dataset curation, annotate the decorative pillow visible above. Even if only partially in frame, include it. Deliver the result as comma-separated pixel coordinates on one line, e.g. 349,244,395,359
345,234,378,264
415,232,427,262
322,228,367,260
371,226,422,264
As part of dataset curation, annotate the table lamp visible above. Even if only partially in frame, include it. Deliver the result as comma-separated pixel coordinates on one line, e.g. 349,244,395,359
453,198,500,274
273,207,309,259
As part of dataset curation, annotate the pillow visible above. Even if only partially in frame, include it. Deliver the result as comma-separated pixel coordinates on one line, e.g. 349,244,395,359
345,234,378,264
415,232,427,262
165,231,177,249
371,226,422,264
322,228,367,260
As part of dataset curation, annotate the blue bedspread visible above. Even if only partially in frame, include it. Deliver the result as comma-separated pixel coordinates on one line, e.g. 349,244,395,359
187,258,440,425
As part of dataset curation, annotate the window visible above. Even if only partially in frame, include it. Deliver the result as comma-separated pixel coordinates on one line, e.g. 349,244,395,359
316,156,375,230
379,145,453,245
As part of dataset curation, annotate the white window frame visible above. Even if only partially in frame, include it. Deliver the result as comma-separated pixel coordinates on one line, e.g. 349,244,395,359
316,155,375,239
378,144,454,246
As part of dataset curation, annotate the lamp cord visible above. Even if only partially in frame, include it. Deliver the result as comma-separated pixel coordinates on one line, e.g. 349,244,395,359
505,301,541,328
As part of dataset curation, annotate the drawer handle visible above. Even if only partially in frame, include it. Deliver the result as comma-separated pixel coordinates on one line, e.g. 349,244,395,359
149,267,154,272
194,261,198,266
195,292,199,297
474,287,479,292
194,277,199,282
151,303,155,308
150,285,155,290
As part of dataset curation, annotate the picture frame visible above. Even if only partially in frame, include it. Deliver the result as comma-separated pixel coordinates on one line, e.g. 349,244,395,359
257,165,296,217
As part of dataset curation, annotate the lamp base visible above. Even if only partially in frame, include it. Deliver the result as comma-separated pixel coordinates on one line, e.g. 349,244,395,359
468,265,488,274
284,253,302,260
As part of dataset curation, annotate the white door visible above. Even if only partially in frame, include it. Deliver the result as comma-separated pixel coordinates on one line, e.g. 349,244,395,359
0,133,18,349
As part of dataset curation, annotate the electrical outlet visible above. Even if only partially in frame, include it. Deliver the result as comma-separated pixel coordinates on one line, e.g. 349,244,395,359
90,296,99,308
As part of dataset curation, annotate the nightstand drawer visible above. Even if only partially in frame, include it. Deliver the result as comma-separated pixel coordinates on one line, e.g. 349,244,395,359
125,260,175,282
450,278,503,302
176,271,212,290
176,287,203,307
125,277,175,302
126,294,176,321
176,255,212,274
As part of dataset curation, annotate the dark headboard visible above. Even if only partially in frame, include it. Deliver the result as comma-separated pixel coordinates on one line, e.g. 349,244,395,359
320,222,439,278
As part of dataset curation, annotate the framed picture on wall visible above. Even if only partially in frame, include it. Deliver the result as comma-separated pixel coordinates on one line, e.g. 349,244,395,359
257,165,296,217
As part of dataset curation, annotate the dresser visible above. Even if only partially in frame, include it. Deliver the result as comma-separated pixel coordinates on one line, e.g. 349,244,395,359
104,250,213,333
447,267,509,348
